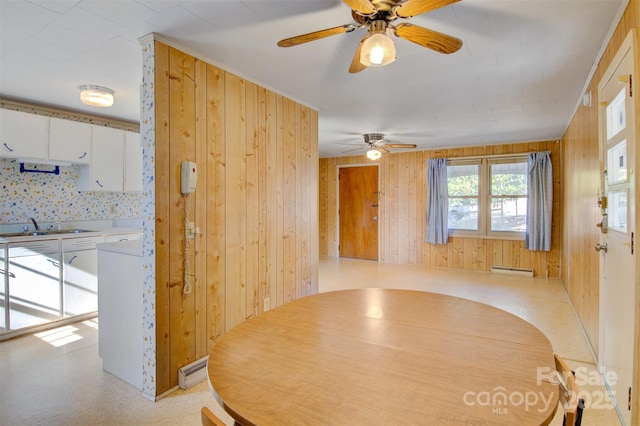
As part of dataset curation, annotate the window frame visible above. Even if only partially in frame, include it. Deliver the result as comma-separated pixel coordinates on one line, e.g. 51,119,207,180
446,159,483,234
447,155,528,240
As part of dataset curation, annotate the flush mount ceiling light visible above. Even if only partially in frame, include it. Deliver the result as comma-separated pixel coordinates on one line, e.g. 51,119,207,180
79,85,114,107
360,21,396,67
367,149,382,160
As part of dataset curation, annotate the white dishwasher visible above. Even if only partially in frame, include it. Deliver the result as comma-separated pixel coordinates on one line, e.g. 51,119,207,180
96,239,142,390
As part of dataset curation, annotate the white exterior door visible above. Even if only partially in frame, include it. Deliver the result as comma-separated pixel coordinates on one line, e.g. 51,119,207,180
597,30,636,426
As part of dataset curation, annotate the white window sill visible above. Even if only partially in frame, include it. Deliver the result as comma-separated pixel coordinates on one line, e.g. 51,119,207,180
447,231,525,241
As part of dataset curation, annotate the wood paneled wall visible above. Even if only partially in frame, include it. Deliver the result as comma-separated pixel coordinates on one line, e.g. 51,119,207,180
563,0,639,351
319,141,561,277
154,41,319,395
561,0,639,420
560,71,601,353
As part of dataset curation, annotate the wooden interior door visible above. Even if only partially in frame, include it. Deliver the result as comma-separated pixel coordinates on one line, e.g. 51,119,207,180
339,166,378,260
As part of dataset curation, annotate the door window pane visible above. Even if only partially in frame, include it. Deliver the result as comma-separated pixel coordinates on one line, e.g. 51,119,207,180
606,88,626,140
607,140,627,184
609,190,627,232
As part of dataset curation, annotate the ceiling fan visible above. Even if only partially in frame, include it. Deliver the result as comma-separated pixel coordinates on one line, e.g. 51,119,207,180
342,133,417,159
277,0,463,73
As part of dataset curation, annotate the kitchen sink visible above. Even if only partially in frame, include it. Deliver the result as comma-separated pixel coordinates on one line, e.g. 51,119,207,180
0,231,49,238
0,229,93,238
48,229,92,234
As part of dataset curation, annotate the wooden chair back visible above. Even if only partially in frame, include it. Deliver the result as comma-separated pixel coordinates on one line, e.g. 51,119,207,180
554,354,584,426
201,406,227,426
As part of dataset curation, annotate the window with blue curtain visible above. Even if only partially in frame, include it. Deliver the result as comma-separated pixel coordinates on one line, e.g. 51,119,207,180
436,152,552,250
445,156,528,239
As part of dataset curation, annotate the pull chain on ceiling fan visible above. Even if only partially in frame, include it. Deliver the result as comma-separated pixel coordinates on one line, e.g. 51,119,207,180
277,0,463,73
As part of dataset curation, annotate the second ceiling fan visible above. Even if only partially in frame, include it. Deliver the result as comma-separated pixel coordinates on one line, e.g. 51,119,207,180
277,0,463,73
342,133,417,160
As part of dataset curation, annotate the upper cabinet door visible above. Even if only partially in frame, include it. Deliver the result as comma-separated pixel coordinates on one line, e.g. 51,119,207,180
124,131,143,192
78,126,124,192
49,118,91,164
90,126,124,191
0,109,49,160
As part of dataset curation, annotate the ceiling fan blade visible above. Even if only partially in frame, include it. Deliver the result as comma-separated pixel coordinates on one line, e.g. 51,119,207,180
277,24,358,47
394,0,461,18
343,0,377,16
349,37,368,73
342,146,366,154
394,23,462,54
384,143,418,149
378,146,389,153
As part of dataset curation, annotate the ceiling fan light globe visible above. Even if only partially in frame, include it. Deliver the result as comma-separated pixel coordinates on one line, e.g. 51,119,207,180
360,31,396,67
370,46,385,64
367,149,382,160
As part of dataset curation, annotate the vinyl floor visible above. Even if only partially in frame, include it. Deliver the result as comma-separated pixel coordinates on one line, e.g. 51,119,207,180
0,257,622,425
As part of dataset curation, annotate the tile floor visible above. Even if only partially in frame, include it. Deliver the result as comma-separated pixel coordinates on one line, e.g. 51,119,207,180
0,257,622,425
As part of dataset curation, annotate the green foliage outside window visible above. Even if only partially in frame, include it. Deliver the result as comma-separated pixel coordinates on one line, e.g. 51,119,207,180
491,170,527,197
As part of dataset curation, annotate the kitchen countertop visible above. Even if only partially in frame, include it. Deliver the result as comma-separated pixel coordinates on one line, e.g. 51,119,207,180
0,227,141,243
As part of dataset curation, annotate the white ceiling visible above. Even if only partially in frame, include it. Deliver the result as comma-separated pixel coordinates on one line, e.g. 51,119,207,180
0,0,628,157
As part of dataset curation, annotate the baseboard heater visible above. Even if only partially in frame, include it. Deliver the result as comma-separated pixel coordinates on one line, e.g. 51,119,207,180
491,266,534,277
178,356,209,390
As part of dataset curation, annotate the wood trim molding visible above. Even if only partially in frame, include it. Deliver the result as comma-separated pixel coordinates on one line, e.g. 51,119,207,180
0,97,139,132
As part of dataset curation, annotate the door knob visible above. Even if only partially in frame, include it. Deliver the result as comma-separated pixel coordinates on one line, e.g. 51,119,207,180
595,243,608,253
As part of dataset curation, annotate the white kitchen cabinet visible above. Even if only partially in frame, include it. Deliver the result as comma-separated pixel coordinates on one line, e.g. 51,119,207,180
105,232,141,243
6,240,61,330
49,117,91,164
0,109,49,160
0,229,141,338
124,131,143,192
62,236,103,316
97,240,142,390
78,125,124,192
1,111,141,191
1,244,6,332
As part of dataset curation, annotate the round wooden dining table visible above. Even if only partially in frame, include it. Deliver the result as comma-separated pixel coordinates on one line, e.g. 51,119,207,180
207,289,559,425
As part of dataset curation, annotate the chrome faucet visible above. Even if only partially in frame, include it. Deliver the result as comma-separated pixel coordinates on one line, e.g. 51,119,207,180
29,217,40,231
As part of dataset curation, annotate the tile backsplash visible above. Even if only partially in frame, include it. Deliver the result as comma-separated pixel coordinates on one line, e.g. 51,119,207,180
1,158,143,224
